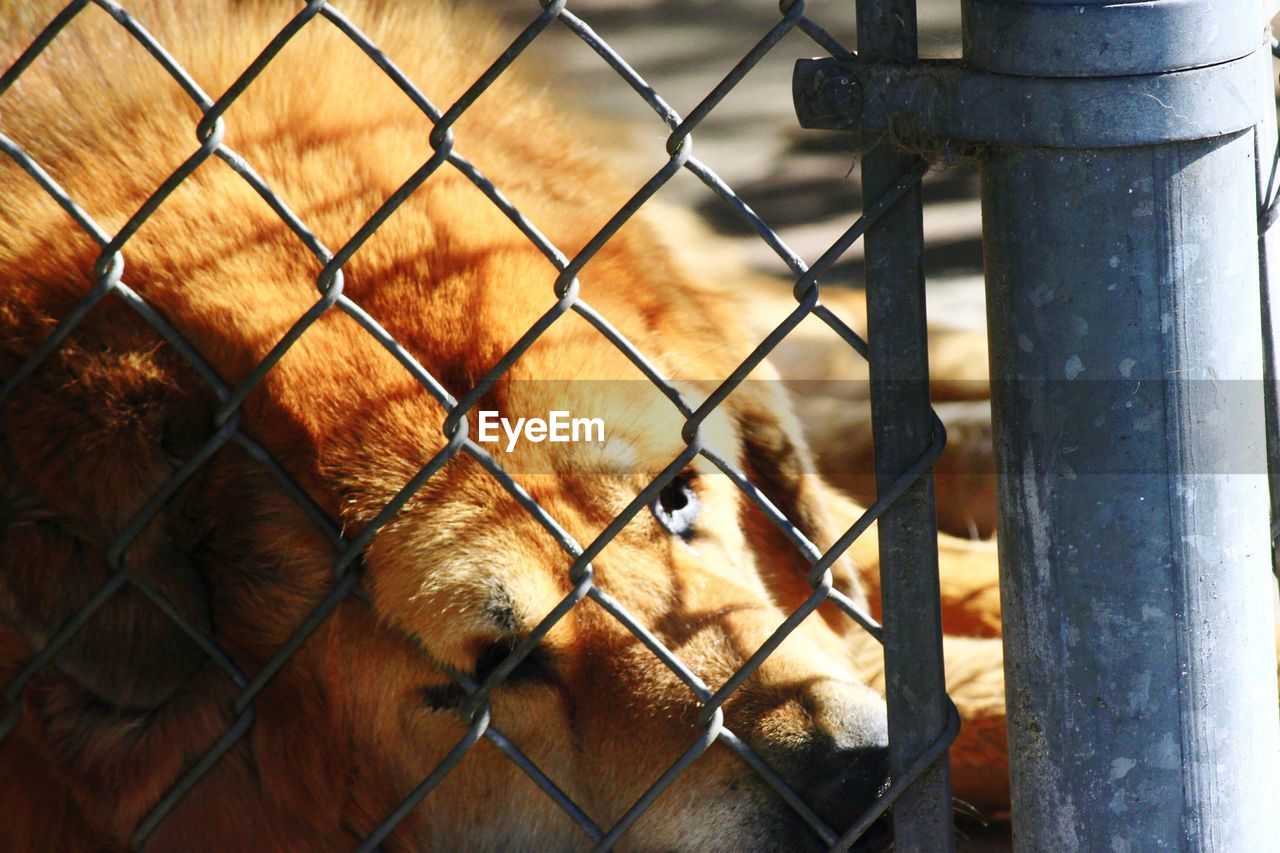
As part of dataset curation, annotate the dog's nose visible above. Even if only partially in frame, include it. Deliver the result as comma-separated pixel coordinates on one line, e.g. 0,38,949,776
808,744,891,818
733,678,896,846
849,812,894,853
803,743,892,832
775,740,894,851
761,687,895,843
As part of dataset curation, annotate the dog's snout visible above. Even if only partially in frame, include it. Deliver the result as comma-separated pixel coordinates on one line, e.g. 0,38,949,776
806,744,893,843
774,738,895,851
813,744,890,812
738,681,894,844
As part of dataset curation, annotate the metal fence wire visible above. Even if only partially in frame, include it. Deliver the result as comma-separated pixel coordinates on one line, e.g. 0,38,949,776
0,0,958,849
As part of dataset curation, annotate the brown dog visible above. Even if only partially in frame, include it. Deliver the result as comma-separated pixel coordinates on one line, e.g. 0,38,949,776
0,1,1010,848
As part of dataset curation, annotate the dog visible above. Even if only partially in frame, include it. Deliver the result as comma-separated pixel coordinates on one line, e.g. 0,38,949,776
0,1,1012,848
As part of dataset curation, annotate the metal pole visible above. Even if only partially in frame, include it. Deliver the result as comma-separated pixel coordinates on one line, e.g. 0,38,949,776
973,0,1280,848
1257,39,1280,582
857,0,955,849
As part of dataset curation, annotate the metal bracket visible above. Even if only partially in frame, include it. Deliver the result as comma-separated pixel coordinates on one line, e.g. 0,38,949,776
794,46,1269,150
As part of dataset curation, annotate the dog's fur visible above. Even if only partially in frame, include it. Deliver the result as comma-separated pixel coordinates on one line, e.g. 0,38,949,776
0,2,1010,848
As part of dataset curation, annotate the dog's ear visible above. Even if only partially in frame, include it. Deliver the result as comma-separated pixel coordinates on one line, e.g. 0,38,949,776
728,362,880,629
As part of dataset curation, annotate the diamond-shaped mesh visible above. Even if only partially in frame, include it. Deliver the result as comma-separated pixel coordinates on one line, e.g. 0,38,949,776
0,1,959,849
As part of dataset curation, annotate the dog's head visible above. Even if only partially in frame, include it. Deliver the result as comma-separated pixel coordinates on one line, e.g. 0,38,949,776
0,217,894,853
268,238,897,849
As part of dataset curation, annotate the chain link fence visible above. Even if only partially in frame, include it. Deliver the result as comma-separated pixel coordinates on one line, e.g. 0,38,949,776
0,0,958,849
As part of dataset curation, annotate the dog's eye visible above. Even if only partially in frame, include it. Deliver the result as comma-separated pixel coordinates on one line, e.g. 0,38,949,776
422,639,559,712
475,639,557,688
651,473,700,539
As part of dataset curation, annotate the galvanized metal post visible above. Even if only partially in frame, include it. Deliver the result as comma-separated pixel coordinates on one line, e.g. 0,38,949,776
857,1,956,850
973,1,1280,849
1258,41,1280,581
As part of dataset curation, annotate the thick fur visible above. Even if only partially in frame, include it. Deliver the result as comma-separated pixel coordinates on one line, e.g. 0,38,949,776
0,1,1010,848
